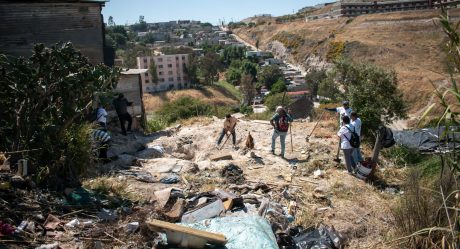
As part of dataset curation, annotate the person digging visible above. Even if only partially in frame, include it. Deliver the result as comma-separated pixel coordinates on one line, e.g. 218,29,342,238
270,106,293,159
216,114,238,149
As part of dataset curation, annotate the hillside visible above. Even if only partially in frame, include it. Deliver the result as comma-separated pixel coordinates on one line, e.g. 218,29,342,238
143,84,240,113
233,9,460,118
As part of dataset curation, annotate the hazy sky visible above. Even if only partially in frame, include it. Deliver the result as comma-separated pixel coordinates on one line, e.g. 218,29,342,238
102,0,329,25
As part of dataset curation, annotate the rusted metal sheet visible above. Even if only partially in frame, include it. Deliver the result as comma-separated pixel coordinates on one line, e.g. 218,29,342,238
0,2,104,64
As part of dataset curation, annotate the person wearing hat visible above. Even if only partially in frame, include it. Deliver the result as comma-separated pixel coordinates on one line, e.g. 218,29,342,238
270,106,293,158
113,93,133,136
325,100,353,126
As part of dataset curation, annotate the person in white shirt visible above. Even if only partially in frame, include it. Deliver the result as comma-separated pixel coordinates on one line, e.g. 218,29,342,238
96,104,108,131
350,112,363,164
337,116,356,173
325,100,353,126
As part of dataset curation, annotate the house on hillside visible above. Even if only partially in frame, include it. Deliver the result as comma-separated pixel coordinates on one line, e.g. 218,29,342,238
137,54,190,93
0,0,111,65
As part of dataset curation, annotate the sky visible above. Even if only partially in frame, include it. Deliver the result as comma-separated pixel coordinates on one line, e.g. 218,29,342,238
102,0,329,25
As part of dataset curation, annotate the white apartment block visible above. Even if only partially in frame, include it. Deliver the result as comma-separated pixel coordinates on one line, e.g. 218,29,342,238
136,54,190,93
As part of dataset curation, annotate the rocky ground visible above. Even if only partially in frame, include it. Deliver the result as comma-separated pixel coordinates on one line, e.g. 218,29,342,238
0,116,406,248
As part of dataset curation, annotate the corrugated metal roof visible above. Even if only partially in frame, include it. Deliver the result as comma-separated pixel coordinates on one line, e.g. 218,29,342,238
121,69,148,75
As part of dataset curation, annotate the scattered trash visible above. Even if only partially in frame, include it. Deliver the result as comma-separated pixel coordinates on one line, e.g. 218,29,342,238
125,222,140,234
355,160,375,180
15,220,28,234
160,174,180,184
96,209,118,221
292,224,344,249
184,216,278,249
148,218,227,249
65,218,80,228
44,214,61,230
0,221,15,236
35,242,59,249
154,188,184,209
313,169,325,179
64,187,95,207
221,164,245,184
181,199,225,223
165,198,186,221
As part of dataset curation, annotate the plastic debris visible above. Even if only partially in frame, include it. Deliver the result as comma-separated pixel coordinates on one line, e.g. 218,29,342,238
0,221,15,236
44,214,61,230
160,174,180,184
183,216,278,249
292,224,344,249
181,199,225,224
313,169,325,178
35,242,59,249
97,209,118,221
125,222,140,234
65,218,80,228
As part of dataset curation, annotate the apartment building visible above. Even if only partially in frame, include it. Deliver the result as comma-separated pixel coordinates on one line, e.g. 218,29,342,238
136,54,190,93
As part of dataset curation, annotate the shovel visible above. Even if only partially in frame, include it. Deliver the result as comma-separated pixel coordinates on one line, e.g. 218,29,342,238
305,111,325,142
219,134,231,150
333,138,341,163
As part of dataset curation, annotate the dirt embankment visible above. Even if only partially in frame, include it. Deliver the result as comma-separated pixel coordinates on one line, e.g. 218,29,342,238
233,9,460,116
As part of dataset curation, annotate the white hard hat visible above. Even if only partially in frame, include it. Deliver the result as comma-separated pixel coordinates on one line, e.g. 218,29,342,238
276,106,284,112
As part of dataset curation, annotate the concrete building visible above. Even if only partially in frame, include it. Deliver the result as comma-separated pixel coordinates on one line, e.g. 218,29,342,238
136,54,190,93
0,0,109,65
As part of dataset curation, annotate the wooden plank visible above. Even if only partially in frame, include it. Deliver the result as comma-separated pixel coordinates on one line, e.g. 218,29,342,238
147,219,227,246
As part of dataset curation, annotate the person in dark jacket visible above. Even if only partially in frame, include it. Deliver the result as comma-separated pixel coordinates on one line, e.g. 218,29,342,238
113,93,132,135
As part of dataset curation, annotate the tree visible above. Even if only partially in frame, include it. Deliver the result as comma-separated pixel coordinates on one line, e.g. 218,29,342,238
108,16,115,26
199,53,223,84
258,65,283,89
221,46,246,65
225,68,242,85
240,74,256,105
322,58,407,137
184,55,199,85
0,42,119,182
265,92,293,111
149,61,159,84
270,79,287,94
240,60,258,80
121,44,151,68
132,15,148,32
305,69,326,98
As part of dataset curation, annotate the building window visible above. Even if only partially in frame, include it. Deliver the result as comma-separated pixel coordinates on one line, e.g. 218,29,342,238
144,65,148,69
157,58,163,62
143,58,147,63
168,77,174,81
145,73,149,77
176,56,179,61
168,64,173,68
168,71,173,75
177,77,181,81
145,79,149,83
158,65,164,69
159,71,163,75
182,56,186,60
160,78,165,82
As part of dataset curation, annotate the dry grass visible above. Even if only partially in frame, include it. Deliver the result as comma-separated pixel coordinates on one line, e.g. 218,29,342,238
143,86,239,113
178,116,214,127
82,176,138,201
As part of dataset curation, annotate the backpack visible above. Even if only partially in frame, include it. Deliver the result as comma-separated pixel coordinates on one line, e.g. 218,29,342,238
345,126,361,148
380,126,396,148
278,115,290,132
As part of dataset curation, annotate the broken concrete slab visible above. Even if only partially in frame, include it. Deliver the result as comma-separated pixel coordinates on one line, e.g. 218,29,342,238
154,188,184,209
165,198,186,221
210,153,233,161
135,147,164,159
181,199,225,224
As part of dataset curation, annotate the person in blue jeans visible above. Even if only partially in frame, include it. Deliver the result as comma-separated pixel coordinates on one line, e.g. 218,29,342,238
350,112,363,164
270,106,293,158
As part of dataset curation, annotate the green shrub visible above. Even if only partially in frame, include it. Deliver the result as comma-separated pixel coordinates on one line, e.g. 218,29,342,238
239,104,253,115
147,118,168,133
264,93,293,111
157,97,212,124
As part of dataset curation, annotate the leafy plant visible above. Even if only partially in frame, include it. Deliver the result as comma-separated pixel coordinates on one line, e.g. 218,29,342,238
264,92,293,111
0,42,120,184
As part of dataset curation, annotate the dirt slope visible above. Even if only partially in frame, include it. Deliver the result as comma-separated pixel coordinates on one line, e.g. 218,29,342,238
234,9,460,115
96,115,404,248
